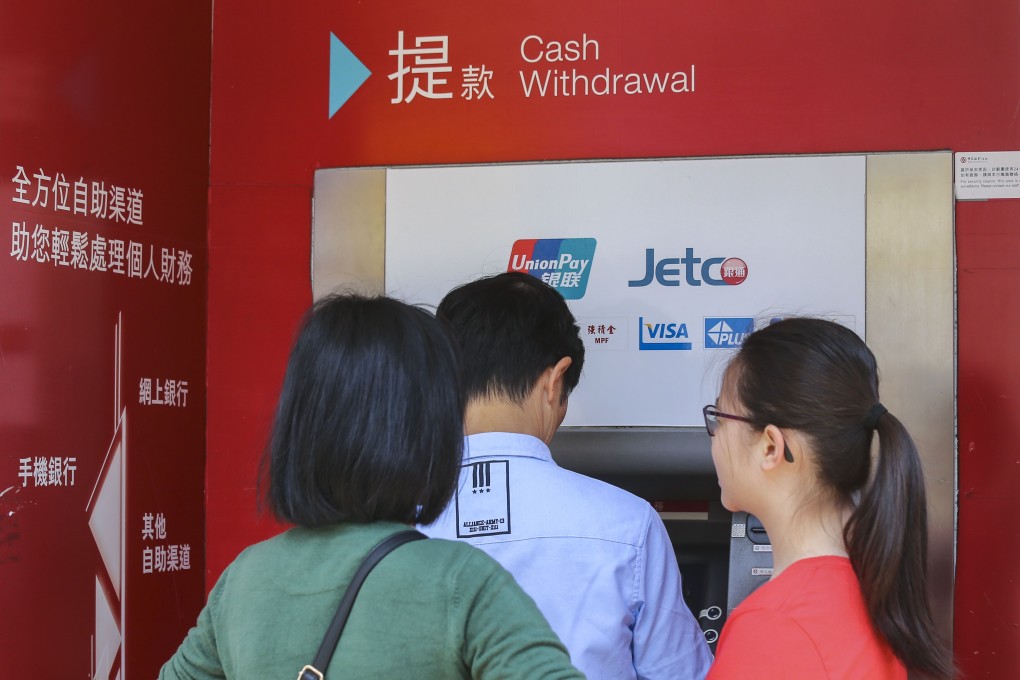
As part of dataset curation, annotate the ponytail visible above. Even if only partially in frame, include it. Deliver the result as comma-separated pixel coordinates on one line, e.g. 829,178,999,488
730,318,954,678
844,411,954,679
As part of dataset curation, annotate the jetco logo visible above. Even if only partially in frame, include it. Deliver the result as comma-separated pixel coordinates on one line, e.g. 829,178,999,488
508,238,596,300
705,317,754,349
628,248,748,287
638,317,692,351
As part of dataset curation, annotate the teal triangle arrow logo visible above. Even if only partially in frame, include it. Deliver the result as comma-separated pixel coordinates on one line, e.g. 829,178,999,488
329,32,371,118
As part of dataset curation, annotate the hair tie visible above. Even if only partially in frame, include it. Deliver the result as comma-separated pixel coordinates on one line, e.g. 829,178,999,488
863,403,887,431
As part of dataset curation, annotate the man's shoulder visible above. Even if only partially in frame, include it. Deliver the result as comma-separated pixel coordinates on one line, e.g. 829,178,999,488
471,449,651,512
551,464,652,511
467,457,656,545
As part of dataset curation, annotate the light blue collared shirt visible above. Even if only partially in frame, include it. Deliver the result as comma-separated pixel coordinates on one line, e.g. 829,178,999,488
422,432,713,680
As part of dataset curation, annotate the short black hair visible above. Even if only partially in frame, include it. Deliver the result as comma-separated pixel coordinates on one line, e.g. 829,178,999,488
264,294,463,527
436,272,584,404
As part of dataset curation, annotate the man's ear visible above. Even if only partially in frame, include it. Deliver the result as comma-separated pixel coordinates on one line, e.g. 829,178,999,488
542,357,573,406
760,424,788,471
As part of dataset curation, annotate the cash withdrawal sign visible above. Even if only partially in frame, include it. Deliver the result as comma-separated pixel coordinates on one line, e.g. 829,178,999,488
318,155,865,426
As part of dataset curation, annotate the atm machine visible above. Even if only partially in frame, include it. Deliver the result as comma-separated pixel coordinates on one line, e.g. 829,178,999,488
310,152,955,653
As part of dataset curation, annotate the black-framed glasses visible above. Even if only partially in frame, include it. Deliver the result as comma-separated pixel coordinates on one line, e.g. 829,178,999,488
702,404,756,437
702,404,795,462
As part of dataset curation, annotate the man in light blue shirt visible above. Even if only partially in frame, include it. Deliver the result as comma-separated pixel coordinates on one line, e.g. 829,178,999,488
422,272,712,680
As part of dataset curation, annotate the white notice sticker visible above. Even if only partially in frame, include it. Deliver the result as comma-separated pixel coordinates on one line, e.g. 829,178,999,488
955,151,1020,200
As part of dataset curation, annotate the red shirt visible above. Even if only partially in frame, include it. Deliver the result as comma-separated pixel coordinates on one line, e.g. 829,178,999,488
707,556,906,680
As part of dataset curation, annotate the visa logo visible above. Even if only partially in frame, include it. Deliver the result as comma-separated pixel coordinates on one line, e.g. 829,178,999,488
705,317,754,349
508,237,597,300
638,316,692,351
628,248,748,287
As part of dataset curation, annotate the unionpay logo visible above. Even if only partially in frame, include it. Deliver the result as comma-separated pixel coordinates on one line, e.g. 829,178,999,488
705,317,754,349
638,317,692,351
508,238,596,300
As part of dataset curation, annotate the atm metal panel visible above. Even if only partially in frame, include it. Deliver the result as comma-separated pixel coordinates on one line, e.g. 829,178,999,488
311,151,956,648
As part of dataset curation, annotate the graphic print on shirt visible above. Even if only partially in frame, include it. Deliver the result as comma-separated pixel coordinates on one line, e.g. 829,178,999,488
455,460,511,537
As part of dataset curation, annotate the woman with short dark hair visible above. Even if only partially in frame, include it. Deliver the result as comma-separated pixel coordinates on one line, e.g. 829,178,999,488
704,318,953,680
160,294,582,680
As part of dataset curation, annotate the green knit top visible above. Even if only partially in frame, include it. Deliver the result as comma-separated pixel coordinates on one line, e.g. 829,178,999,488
159,521,584,679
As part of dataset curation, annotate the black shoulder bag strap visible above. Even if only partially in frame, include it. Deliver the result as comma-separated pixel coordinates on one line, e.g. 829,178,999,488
297,529,427,680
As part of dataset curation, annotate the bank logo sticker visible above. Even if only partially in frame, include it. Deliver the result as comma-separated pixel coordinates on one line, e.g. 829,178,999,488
705,317,754,349
638,316,692,351
719,258,748,285
507,238,596,300
455,460,511,538
628,248,748,287
579,316,628,351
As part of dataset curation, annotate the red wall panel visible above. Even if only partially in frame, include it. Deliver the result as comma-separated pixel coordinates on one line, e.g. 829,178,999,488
205,184,312,549
0,1,212,677
956,201,1020,677
208,2,1020,677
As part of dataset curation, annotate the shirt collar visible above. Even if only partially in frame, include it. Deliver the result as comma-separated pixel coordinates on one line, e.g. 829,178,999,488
463,432,554,463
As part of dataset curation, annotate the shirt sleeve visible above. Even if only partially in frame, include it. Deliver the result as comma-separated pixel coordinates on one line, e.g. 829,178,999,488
706,608,826,680
458,550,585,680
633,507,714,680
158,567,228,680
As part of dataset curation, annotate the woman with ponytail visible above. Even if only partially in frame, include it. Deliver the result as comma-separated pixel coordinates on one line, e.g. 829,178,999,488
703,318,953,680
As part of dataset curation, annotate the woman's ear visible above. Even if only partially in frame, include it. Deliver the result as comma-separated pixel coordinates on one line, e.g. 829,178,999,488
760,424,788,471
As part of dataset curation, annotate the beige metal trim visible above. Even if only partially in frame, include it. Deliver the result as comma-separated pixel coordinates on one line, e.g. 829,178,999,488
311,168,386,298
865,152,955,643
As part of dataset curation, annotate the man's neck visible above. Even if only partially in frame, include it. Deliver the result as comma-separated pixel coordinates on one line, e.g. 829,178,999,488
464,397,548,442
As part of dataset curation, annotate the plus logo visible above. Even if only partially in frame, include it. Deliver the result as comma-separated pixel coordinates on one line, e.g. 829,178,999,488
628,248,748,287
704,317,754,349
